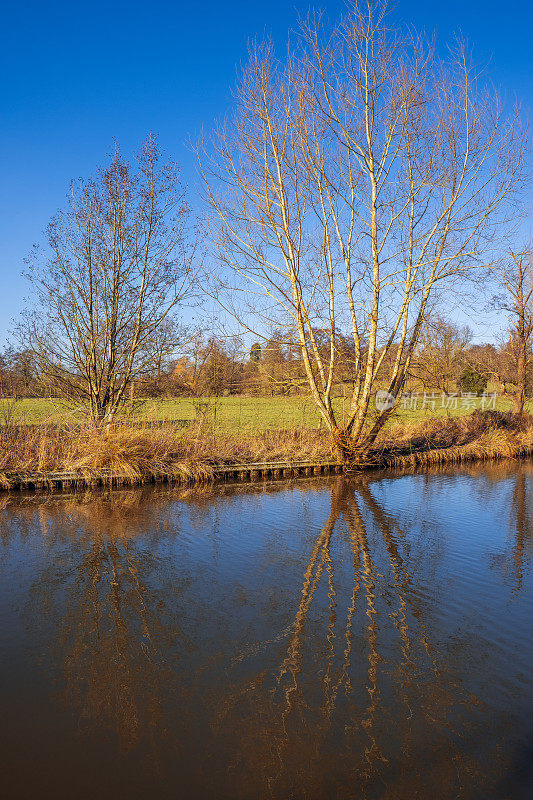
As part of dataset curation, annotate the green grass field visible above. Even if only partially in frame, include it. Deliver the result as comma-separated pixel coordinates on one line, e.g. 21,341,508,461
2,393,530,431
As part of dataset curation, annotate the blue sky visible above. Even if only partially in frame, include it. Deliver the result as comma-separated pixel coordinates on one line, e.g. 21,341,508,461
1,0,531,345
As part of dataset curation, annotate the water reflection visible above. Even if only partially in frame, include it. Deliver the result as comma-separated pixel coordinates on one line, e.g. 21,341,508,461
56,508,171,757
212,479,507,799
0,468,532,800
29,496,187,773
508,468,533,593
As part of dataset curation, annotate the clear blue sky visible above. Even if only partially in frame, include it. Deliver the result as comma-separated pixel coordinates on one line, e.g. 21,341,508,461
1,0,531,344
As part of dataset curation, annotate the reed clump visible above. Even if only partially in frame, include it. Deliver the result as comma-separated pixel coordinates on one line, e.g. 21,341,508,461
372,410,533,469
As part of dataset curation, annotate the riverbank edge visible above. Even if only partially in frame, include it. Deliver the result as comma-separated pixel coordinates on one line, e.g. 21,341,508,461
2,437,533,493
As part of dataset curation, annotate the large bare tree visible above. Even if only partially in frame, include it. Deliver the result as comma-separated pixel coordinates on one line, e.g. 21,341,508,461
21,137,196,425
202,1,526,460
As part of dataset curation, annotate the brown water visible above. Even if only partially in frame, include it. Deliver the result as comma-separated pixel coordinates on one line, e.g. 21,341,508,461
0,463,532,800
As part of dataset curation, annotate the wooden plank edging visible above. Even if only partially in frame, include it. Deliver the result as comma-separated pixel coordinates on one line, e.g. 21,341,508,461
0,460,345,492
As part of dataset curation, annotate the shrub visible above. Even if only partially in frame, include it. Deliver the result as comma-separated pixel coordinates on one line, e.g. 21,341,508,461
458,368,488,396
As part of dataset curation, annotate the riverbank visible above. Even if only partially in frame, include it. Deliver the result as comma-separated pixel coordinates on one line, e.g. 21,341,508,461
1,410,532,491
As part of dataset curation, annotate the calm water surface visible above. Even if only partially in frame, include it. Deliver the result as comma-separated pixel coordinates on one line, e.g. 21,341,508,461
0,463,532,799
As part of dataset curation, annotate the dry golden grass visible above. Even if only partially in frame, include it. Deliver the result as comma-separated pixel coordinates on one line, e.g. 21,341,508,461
0,421,332,488
1,410,532,489
371,410,533,470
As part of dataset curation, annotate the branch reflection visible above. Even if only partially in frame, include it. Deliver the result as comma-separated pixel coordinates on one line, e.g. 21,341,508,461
0,470,529,799
214,478,514,799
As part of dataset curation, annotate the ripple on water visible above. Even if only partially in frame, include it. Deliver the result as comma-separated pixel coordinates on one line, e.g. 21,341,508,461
0,467,531,800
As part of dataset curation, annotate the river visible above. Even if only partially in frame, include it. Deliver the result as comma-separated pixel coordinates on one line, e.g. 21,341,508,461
0,463,532,799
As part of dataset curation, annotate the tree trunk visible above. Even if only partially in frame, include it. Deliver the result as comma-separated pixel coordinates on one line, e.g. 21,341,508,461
513,341,526,415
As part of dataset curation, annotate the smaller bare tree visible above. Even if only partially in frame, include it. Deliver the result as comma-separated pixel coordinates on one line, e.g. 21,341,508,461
412,316,471,394
20,137,196,425
489,248,533,414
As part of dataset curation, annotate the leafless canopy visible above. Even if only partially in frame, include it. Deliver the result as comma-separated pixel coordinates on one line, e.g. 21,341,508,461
202,0,526,458
21,137,196,424
488,247,533,414
412,315,472,394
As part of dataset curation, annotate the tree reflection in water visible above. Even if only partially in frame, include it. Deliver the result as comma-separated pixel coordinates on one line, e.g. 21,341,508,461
0,471,530,800
212,478,511,800
508,467,533,594
32,493,188,778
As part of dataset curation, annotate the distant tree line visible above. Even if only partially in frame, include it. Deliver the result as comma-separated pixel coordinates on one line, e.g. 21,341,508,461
0,349,39,398
4,305,531,410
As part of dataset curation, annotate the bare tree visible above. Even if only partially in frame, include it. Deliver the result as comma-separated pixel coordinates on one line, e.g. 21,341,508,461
202,0,526,460
20,137,196,425
488,248,533,414
411,315,471,394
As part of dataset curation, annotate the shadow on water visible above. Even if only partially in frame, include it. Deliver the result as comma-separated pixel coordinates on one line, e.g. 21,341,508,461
0,464,532,799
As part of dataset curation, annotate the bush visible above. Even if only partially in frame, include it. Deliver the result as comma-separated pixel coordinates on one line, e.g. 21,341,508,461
458,368,488,396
